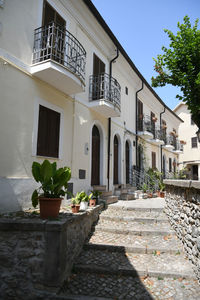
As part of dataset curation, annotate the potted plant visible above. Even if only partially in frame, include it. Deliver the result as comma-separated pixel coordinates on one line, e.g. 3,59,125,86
71,194,81,213
158,182,165,198
141,183,148,199
31,160,71,219
152,116,157,122
90,190,102,206
79,191,93,211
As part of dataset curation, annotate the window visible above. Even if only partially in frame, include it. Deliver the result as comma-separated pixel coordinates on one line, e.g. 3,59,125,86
191,116,195,125
152,152,156,169
191,137,198,148
37,105,61,158
169,158,172,172
125,86,128,95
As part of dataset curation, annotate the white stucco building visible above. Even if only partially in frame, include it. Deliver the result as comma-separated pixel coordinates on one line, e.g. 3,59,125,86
174,103,200,180
0,0,183,212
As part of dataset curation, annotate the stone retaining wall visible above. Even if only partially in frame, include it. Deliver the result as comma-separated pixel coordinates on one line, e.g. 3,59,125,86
164,180,200,281
0,205,102,299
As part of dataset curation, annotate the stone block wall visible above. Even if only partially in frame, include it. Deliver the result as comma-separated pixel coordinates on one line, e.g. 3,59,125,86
164,180,200,281
0,205,102,299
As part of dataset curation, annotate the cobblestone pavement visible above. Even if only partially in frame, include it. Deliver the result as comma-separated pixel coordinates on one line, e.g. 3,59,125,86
60,199,200,299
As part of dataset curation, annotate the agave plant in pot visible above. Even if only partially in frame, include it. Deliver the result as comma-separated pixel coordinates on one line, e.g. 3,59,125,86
71,194,81,213
31,160,71,219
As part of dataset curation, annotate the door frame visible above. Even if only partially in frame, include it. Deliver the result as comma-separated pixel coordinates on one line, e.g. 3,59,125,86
125,139,132,184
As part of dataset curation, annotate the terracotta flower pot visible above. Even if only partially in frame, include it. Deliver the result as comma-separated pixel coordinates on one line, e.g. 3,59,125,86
71,204,80,213
39,197,62,219
89,199,96,207
158,191,165,198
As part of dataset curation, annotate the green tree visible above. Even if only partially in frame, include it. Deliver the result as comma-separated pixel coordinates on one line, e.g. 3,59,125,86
151,16,200,128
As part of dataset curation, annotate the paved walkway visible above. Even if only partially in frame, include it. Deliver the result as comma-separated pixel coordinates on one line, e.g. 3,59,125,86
59,198,200,299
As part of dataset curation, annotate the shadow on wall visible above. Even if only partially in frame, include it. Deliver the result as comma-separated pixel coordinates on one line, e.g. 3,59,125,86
0,177,38,213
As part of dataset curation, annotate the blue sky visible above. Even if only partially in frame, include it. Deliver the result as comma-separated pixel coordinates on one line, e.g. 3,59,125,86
91,0,200,110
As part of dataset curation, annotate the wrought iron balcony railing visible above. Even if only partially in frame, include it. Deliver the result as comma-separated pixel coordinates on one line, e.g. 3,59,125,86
137,115,155,135
89,73,121,111
174,140,183,152
32,22,86,82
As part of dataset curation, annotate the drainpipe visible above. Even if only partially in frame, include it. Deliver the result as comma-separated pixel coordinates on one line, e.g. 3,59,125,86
107,48,119,190
160,107,166,173
135,81,144,169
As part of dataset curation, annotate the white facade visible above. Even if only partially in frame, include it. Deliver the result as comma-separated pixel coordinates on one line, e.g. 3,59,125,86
0,0,182,212
174,103,200,180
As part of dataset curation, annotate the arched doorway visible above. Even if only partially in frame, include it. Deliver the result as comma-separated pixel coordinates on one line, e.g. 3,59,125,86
126,141,130,184
113,135,119,184
91,125,100,185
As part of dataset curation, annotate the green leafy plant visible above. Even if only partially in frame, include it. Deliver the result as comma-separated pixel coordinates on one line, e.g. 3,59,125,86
92,190,102,199
141,183,148,193
151,15,200,128
71,191,93,205
31,160,71,208
159,181,165,192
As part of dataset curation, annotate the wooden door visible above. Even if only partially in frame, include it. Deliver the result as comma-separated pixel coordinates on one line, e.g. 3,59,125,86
92,54,105,100
113,135,119,184
126,141,130,184
91,125,100,185
192,165,198,180
137,100,143,131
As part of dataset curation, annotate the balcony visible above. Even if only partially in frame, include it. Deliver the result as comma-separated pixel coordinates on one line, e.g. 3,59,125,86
31,22,86,95
89,73,121,117
137,115,154,139
150,127,165,145
173,140,184,153
162,135,175,151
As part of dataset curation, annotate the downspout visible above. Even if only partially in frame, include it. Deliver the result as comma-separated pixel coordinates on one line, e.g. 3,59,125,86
107,48,119,190
160,107,166,173
135,81,144,169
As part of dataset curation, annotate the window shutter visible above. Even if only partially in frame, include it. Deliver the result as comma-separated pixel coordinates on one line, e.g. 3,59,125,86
152,152,156,169
37,105,60,158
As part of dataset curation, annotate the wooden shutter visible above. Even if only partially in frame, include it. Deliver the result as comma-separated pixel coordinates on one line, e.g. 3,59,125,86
93,54,105,75
137,100,143,131
169,158,172,172
151,112,155,138
152,152,156,169
37,105,60,158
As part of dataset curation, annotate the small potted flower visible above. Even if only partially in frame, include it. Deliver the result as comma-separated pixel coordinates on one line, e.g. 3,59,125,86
157,182,165,198
31,160,71,219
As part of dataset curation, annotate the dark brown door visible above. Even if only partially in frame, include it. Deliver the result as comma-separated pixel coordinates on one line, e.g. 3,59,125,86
137,100,143,131
91,125,100,185
113,135,119,184
42,1,66,64
92,54,105,100
126,141,130,184
152,152,156,169
162,120,167,143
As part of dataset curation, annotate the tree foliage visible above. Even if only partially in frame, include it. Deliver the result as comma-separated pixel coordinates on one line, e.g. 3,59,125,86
151,16,200,127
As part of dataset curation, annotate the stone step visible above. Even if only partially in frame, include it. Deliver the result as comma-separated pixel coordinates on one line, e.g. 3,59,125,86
120,193,136,200
74,249,195,279
107,205,164,213
60,272,200,300
101,190,112,197
100,215,169,223
94,219,173,236
86,231,182,254
100,208,168,220
92,185,106,191
103,195,118,205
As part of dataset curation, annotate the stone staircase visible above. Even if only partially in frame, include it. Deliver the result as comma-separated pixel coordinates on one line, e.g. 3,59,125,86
59,201,199,299
93,185,118,205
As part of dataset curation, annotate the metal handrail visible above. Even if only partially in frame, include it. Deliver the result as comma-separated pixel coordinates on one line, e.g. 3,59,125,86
32,22,86,82
130,166,159,191
89,73,121,111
